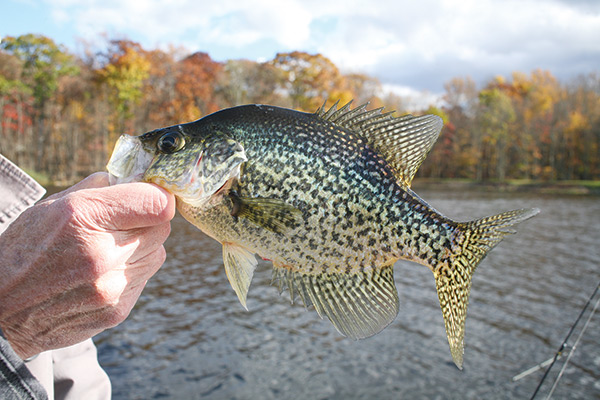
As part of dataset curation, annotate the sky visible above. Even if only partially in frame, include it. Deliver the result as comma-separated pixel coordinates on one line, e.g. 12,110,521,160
2,0,600,102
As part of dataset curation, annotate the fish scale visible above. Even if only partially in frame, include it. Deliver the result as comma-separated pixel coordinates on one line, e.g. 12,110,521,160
107,100,539,369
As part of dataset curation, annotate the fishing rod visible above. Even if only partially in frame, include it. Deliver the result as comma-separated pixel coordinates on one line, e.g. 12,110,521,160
523,281,600,400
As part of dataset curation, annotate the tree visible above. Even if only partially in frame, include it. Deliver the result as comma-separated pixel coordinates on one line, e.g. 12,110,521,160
1,34,78,172
174,52,223,122
342,73,382,106
137,47,181,130
220,59,284,107
0,52,32,164
97,40,151,136
477,84,516,181
442,77,479,178
270,51,350,111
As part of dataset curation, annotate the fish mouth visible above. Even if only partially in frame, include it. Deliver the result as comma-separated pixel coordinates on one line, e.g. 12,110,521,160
107,135,154,185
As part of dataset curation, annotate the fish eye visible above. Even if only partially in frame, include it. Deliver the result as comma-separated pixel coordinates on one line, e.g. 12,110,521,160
158,131,185,154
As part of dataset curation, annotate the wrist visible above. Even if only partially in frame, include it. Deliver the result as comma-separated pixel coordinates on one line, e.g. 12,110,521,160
0,320,36,360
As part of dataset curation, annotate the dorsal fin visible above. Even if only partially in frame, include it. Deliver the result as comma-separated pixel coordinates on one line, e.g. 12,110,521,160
316,101,443,187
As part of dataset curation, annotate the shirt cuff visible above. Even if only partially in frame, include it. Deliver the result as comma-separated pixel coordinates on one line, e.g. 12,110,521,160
0,155,46,235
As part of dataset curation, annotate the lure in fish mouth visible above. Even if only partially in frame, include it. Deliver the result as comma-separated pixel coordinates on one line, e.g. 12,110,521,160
106,101,539,369
107,125,247,208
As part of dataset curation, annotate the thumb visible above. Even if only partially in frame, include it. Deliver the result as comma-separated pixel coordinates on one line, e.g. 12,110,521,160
74,172,110,190
44,172,110,202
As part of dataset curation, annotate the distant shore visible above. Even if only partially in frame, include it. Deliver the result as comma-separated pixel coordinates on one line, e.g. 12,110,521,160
411,179,600,195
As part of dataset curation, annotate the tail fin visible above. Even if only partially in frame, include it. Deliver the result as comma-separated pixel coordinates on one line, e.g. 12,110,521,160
435,208,539,369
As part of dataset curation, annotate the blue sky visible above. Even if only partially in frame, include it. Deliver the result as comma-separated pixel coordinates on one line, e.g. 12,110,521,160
2,0,600,102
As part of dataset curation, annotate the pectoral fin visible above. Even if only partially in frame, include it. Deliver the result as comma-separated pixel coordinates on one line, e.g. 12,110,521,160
272,265,399,339
223,243,258,310
230,193,302,234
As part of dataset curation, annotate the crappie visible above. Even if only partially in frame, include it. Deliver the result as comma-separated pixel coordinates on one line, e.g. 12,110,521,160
107,101,538,368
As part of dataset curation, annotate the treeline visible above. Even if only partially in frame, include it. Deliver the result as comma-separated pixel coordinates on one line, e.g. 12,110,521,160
1,34,599,184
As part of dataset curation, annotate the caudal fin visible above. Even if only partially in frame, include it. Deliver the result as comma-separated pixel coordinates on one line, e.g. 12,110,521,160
435,208,539,369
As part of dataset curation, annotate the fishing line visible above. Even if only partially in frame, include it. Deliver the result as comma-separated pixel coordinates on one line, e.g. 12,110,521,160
545,292,600,398
529,281,600,400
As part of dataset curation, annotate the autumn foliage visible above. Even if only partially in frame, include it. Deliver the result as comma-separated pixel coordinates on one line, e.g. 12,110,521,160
1,34,599,184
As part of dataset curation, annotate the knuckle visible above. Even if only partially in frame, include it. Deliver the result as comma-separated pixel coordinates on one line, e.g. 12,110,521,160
150,188,174,220
60,192,85,219
161,221,172,239
155,246,167,267
79,245,111,279
60,191,104,229
93,271,127,307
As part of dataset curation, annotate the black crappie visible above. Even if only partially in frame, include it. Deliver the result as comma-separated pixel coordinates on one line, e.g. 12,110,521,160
107,101,538,368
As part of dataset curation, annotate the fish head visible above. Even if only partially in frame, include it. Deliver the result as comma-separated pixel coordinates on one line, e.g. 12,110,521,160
107,124,247,208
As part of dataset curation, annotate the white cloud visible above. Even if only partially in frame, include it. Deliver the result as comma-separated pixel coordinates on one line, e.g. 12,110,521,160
320,0,600,90
42,0,600,93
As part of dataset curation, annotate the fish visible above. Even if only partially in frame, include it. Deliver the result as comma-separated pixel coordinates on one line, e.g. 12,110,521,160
107,100,539,369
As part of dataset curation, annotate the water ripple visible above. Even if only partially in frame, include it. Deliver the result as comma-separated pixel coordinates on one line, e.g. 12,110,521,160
96,189,600,399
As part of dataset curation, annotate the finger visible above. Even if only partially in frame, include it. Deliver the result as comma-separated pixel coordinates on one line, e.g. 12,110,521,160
123,222,171,265
97,182,176,230
67,182,176,231
124,245,167,284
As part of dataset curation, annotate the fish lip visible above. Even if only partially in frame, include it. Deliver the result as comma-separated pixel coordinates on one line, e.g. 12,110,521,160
108,172,144,185
107,134,153,185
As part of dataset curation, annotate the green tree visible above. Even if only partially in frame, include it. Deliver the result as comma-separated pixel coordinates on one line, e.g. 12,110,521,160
0,52,32,163
97,40,151,136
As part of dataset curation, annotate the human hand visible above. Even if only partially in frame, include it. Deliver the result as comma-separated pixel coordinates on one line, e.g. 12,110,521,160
0,172,175,359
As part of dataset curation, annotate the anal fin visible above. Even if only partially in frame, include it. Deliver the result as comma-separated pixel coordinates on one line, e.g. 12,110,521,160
223,243,258,310
272,266,399,339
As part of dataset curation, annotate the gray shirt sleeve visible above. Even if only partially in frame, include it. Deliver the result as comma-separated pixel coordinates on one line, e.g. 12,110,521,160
0,155,46,234
0,330,48,400
1,315,49,400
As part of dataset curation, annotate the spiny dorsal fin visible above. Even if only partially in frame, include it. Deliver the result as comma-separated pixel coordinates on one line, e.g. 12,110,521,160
223,243,258,310
316,101,443,187
272,265,399,339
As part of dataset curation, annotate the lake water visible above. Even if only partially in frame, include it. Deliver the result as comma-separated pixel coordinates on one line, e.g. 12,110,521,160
94,187,600,399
